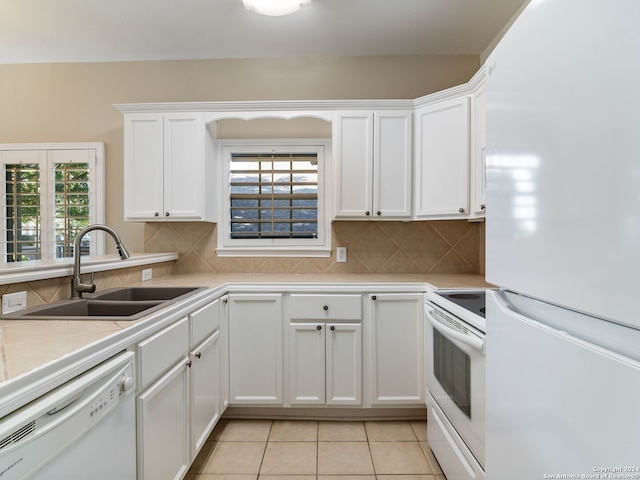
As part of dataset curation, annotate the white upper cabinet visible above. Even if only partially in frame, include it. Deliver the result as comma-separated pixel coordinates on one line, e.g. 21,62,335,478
123,112,215,221
414,96,470,218
334,110,412,220
469,71,487,218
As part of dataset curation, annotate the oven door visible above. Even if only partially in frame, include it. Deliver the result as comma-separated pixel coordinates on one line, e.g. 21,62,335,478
425,302,486,467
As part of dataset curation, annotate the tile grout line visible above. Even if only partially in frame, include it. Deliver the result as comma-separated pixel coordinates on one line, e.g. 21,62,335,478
257,420,273,478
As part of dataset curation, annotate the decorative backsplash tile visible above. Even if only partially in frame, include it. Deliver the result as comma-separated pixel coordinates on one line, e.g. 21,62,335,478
144,220,484,275
0,220,483,310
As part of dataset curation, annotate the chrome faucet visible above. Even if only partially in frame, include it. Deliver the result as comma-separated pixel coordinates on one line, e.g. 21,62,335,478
71,224,130,299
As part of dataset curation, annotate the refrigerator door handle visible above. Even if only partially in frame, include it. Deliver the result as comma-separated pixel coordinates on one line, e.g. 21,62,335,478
426,306,485,354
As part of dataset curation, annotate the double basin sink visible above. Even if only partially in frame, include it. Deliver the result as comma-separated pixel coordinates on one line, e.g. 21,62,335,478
1,286,207,321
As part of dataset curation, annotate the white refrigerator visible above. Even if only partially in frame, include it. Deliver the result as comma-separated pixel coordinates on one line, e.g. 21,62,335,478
485,0,640,478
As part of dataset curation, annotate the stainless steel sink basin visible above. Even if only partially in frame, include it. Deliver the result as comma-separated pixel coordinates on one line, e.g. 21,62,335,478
88,286,204,302
15,299,164,320
0,286,207,321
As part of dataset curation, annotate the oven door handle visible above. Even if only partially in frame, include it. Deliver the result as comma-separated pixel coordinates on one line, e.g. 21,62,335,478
426,306,486,354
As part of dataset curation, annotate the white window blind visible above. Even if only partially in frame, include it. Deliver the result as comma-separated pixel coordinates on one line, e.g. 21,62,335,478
4,163,41,262
229,152,319,239
54,162,91,258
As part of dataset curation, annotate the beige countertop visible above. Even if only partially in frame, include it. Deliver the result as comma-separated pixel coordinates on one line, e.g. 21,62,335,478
0,273,492,386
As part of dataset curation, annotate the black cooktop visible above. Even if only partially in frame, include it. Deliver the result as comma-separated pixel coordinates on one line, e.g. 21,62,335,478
438,291,486,318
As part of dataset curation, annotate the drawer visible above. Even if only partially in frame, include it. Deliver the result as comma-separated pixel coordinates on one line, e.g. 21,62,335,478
289,294,362,321
191,299,220,347
138,316,189,388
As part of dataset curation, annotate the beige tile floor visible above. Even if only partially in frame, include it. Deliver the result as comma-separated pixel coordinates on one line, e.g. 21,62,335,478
186,419,446,480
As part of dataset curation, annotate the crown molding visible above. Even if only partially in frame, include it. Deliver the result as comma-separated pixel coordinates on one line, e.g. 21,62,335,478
114,99,415,114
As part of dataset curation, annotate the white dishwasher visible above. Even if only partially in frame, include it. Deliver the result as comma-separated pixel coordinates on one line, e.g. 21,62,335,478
0,351,136,480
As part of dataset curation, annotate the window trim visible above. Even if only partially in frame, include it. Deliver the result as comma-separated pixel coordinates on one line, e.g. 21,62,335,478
0,142,105,264
216,139,332,257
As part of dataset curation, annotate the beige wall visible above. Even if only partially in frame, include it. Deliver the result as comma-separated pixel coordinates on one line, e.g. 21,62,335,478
0,55,479,259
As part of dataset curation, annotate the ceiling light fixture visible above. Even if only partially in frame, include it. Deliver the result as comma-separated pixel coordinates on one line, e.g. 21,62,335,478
242,0,311,16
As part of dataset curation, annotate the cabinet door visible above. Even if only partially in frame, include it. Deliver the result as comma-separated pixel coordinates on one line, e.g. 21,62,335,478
374,111,413,218
368,293,425,405
137,359,190,480
220,296,230,411
287,323,326,405
190,330,220,461
163,113,204,219
124,113,164,220
470,83,487,217
334,112,374,218
414,97,470,218
326,323,362,406
229,294,284,404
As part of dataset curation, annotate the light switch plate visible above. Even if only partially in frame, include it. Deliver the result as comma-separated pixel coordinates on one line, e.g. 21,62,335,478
141,268,153,281
336,247,347,263
2,291,27,314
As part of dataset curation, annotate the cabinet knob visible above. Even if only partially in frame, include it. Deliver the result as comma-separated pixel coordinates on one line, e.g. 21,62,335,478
195,352,202,359
187,360,192,368
372,295,377,301
481,204,486,210
223,298,228,304
154,212,159,217
323,305,329,311
165,212,170,217
458,208,465,213
365,211,370,216
120,376,134,392
376,211,381,216
330,326,335,331
317,325,322,331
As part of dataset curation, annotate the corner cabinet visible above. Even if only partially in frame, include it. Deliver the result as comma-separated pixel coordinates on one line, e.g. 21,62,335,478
123,112,215,221
414,96,470,219
334,110,412,220
469,70,487,218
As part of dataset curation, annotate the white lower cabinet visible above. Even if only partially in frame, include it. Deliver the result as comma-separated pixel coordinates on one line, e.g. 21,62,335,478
137,358,190,480
136,316,190,480
228,294,284,405
220,295,230,411
189,330,220,460
287,294,363,407
287,322,362,406
367,293,425,406
136,298,224,480
326,323,362,405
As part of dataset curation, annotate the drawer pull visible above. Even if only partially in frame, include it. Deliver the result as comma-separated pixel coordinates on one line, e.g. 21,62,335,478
330,326,335,331
317,325,322,331
323,305,329,311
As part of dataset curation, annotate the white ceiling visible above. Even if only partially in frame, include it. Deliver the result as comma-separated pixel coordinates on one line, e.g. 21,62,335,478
0,0,527,65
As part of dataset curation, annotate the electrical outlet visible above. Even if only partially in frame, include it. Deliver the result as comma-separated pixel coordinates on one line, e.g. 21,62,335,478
2,291,27,314
336,247,347,263
141,268,153,281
